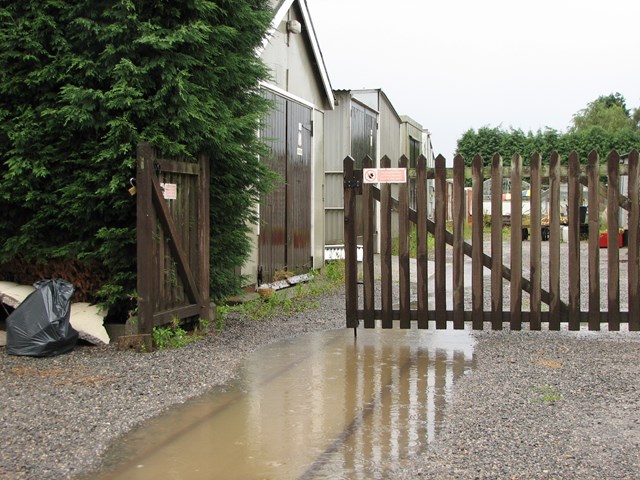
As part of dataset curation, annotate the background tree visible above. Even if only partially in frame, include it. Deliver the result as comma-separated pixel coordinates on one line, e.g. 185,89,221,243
456,126,564,166
456,93,639,168
571,93,637,133
0,0,274,312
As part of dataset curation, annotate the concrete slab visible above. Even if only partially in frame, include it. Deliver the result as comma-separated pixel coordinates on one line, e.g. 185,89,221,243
0,282,36,308
0,330,5,347
69,303,110,345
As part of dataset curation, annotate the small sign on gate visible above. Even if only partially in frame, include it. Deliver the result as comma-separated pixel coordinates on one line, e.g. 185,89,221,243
362,168,407,184
160,183,177,200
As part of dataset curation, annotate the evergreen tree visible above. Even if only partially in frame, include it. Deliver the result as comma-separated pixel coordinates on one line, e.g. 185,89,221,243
456,94,640,168
0,0,274,308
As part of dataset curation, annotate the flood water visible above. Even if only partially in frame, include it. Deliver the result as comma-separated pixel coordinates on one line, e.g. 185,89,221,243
95,327,475,480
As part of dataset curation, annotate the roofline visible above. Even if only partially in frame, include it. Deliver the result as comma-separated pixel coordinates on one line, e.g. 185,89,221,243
350,88,402,123
259,0,334,110
400,115,423,131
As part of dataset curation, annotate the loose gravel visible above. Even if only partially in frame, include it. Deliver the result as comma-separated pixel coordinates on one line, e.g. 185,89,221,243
390,328,640,480
2,284,640,479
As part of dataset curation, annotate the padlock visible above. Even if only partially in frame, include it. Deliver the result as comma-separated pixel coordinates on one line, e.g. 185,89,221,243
128,178,137,196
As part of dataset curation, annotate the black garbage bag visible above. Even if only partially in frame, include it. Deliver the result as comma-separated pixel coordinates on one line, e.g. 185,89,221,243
6,278,78,357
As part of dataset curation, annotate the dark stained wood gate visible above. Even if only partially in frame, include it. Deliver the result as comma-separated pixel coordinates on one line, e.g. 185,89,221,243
344,149,640,331
136,142,210,334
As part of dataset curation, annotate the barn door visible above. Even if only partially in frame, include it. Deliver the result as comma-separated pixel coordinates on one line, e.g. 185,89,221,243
351,102,378,242
259,92,312,283
350,102,377,167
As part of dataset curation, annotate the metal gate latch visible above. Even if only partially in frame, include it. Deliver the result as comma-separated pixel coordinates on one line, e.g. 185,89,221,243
344,178,361,189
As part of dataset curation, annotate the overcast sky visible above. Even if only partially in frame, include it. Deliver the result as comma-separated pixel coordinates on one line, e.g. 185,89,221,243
306,0,640,161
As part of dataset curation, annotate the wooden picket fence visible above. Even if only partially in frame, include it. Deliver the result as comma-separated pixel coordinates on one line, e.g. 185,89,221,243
344,150,640,331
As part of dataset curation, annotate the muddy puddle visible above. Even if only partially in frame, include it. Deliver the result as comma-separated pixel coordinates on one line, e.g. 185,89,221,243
94,327,475,479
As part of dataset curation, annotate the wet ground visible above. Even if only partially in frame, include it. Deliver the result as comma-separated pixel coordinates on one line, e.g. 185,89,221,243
91,328,475,480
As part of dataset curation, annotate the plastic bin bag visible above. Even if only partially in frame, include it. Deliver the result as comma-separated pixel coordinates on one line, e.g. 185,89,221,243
6,279,78,357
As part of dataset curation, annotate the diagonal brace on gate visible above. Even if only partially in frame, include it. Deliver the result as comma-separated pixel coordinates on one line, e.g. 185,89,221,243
369,186,568,313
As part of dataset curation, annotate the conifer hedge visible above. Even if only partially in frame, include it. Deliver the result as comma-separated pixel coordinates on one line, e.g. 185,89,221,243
0,0,275,312
456,126,640,167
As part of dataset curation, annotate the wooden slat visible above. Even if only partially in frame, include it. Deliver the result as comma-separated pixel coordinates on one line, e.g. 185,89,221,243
151,176,199,305
567,152,581,330
510,154,522,330
453,154,465,329
607,150,620,331
398,156,411,329
343,156,359,329
158,158,200,175
587,151,601,331
198,154,210,321
628,150,640,331
529,152,542,330
380,156,393,329
548,152,561,330
136,143,156,334
153,304,202,327
416,155,429,329
354,308,631,325
471,155,484,330
490,154,503,330
362,156,375,328
434,154,447,329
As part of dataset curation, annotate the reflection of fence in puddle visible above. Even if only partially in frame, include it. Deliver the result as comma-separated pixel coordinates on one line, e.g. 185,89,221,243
245,329,475,480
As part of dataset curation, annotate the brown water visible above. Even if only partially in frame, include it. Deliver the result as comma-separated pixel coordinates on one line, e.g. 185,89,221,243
95,328,475,480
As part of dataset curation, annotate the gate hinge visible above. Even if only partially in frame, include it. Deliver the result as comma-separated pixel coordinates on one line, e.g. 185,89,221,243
344,178,361,189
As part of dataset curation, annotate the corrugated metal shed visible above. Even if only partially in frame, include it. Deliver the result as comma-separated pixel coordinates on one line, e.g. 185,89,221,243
245,0,335,285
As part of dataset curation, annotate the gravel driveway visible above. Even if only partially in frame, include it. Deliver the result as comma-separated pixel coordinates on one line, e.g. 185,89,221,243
1,276,639,479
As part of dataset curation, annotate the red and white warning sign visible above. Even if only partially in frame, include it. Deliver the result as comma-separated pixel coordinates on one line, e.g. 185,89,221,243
160,183,177,200
362,168,407,184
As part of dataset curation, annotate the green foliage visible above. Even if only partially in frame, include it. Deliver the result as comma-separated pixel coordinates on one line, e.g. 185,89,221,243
0,0,274,309
323,260,346,284
571,93,636,133
391,225,436,258
217,265,344,323
457,126,640,168
456,126,545,167
456,94,639,168
152,317,198,350
214,308,227,333
530,385,563,403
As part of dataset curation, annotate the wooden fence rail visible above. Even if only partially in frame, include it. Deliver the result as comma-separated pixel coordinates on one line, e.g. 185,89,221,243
344,149,640,331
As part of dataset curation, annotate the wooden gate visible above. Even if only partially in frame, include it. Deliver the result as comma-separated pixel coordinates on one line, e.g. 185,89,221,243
136,142,210,334
344,150,640,331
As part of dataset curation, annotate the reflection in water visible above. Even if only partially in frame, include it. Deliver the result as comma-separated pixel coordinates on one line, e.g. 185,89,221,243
93,328,475,480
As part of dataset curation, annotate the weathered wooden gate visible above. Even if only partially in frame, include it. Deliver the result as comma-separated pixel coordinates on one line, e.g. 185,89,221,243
136,142,210,334
344,150,640,331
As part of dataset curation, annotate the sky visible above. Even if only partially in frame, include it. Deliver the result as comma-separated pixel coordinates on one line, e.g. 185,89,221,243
306,0,640,161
